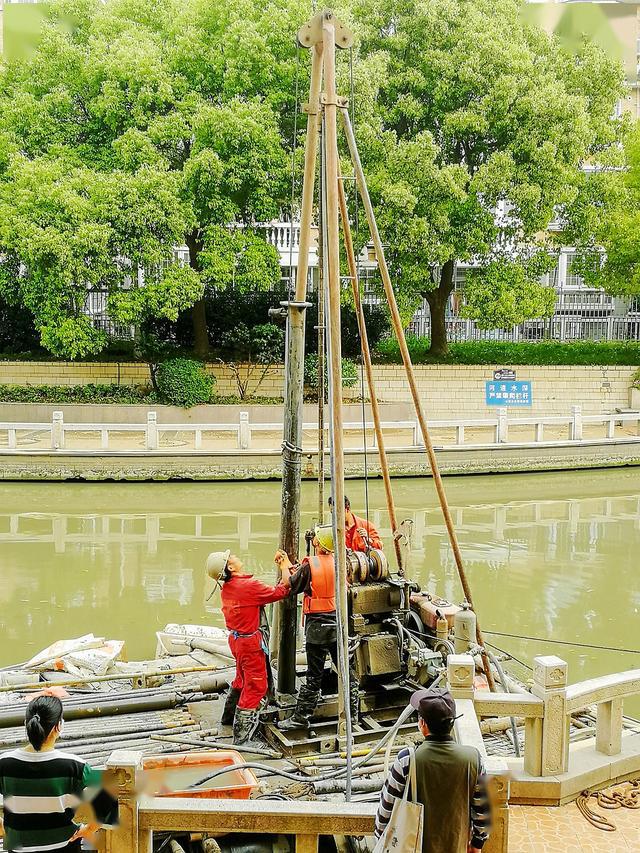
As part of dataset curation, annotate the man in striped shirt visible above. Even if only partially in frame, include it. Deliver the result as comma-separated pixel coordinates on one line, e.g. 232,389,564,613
375,687,491,853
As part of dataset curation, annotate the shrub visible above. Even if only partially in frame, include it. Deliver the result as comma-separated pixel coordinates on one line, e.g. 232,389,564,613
217,323,285,399
304,354,359,389
155,358,215,407
374,337,640,366
0,383,154,404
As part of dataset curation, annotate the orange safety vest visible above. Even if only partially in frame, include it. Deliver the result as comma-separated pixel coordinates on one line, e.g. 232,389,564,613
303,554,336,615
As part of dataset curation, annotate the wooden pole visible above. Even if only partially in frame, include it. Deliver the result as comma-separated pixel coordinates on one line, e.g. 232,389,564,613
336,165,403,575
275,42,324,693
317,120,326,525
294,42,324,304
322,10,351,739
340,108,496,691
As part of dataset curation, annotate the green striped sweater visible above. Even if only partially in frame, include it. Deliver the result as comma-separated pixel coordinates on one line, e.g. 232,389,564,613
0,747,102,852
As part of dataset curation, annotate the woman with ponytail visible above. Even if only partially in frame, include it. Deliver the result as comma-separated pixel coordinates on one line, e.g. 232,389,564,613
0,694,116,852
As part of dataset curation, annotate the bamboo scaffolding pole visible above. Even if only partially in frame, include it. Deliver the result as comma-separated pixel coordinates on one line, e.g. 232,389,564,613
321,12,352,755
340,108,496,691
336,163,403,574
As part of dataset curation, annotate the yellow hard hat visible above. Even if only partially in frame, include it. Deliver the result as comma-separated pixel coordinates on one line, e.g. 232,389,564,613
314,524,334,553
205,550,230,581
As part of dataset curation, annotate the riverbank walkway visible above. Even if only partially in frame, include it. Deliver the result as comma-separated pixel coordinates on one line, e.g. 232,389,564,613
1,406,640,480
510,801,639,852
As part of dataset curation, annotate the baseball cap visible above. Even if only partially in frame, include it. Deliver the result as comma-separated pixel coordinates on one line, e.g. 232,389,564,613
410,687,460,730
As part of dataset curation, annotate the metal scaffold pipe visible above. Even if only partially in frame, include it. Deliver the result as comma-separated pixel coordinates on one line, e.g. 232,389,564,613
340,108,496,691
318,9,354,799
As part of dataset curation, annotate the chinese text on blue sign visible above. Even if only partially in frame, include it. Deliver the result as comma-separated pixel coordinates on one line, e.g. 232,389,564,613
485,381,532,407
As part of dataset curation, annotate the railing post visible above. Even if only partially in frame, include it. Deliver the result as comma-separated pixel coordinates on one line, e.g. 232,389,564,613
296,836,319,852
497,409,508,444
607,416,615,439
484,758,510,853
239,411,250,449
456,424,465,445
8,427,16,450
535,421,544,443
571,405,582,441
52,411,64,450
103,749,143,853
447,654,475,699
531,655,569,776
596,697,623,756
146,412,158,451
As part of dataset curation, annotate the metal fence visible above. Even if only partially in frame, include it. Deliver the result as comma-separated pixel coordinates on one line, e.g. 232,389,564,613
408,313,640,342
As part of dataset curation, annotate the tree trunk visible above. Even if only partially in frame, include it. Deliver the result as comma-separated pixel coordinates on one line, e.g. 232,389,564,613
185,230,209,359
425,259,455,357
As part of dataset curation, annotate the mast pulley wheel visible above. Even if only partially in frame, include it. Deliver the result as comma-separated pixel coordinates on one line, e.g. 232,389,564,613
369,549,389,581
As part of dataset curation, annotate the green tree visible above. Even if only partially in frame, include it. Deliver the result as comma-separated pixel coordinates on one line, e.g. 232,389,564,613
351,0,624,355
567,123,640,300
462,256,557,330
0,0,300,358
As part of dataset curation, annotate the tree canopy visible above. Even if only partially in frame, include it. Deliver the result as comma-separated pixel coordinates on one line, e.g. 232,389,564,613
349,0,625,353
567,124,640,299
0,0,302,358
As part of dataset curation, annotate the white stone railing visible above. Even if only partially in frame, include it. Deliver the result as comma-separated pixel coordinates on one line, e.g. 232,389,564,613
101,744,509,853
99,749,377,853
0,406,639,453
448,654,640,804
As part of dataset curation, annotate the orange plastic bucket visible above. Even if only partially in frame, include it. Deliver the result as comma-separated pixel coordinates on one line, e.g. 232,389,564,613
142,750,258,800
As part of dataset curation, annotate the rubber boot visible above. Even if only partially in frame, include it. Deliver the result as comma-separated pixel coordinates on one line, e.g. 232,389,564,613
278,712,311,732
232,707,260,746
220,687,241,726
278,683,318,731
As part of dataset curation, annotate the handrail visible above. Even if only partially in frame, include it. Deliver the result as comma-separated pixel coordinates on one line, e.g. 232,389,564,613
137,796,376,835
473,691,544,718
566,668,640,712
0,406,639,452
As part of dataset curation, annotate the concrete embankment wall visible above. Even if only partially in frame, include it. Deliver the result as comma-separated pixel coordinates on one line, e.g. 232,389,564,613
0,361,636,417
1,443,639,481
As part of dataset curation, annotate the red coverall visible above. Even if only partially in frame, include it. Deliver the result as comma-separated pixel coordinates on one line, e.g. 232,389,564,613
346,513,383,552
221,574,289,710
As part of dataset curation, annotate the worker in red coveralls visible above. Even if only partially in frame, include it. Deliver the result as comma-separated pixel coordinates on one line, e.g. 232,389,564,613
328,494,383,552
206,549,290,745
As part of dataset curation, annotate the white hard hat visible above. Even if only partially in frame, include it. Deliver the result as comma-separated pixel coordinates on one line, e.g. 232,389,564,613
206,550,231,581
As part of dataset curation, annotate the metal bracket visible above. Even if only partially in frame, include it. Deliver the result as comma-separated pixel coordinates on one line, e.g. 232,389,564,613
320,93,350,108
297,10,355,50
280,300,313,311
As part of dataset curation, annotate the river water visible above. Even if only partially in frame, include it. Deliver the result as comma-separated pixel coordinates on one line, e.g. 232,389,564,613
1,469,638,699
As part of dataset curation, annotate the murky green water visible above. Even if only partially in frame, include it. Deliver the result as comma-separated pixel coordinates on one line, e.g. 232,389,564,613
0,470,638,699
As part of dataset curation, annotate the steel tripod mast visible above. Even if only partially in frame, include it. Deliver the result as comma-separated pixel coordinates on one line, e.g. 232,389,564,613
278,8,496,697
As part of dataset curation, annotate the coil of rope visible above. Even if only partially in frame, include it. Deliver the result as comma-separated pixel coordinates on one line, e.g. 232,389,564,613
576,779,640,831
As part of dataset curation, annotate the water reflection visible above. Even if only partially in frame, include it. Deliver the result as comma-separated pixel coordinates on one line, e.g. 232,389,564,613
0,471,638,694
